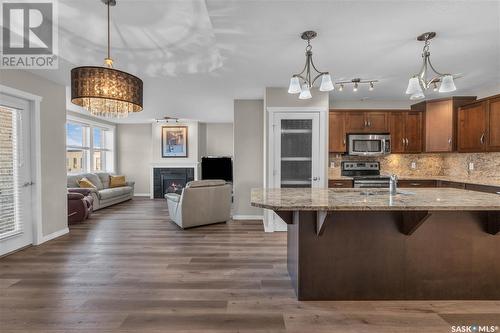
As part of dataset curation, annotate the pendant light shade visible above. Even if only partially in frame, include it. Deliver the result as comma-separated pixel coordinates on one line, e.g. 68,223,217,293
319,74,334,92
405,77,422,95
438,75,456,93
71,67,143,118
288,76,302,94
70,0,143,118
298,84,312,99
409,91,425,100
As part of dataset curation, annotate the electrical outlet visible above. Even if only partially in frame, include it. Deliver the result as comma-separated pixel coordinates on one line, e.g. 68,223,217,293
330,161,335,168
468,162,474,171
410,161,417,169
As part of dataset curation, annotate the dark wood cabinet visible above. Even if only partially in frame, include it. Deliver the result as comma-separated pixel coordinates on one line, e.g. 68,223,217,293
465,183,500,194
487,96,500,151
388,111,423,153
345,111,388,133
438,180,466,189
328,179,353,188
457,101,488,152
398,180,437,188
413,97,477,153
329,112,346,153
345,112,366,132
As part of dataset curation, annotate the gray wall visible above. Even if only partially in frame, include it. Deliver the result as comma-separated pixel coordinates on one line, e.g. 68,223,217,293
205,123,233,156
233,100,264,217
116,124,152,194
1,70,67,236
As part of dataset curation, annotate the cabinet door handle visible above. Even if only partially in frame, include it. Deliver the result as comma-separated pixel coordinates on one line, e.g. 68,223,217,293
343,139,346,145
368,121,371,127
410,183,421,186
364,120,368,127
333,182,344,186
405,138,409,147
448,138,452,146
480,133,485,145
402,138,405,145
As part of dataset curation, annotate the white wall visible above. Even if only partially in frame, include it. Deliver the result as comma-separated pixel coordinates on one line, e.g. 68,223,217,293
205,123,233,156
233,100,264,218
1,70,67,238
116,124,152,195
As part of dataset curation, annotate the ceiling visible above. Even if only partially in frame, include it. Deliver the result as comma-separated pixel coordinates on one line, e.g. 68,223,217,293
31,0,500,123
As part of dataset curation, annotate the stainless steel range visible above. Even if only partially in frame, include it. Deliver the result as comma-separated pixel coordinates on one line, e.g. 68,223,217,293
341,161,390,188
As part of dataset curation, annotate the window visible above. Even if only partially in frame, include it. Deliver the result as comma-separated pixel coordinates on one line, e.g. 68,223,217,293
66,117,115,174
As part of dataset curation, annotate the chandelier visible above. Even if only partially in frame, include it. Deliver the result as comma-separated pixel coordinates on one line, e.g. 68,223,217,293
71,0,143,118
405,32,457,100
288,31,334,99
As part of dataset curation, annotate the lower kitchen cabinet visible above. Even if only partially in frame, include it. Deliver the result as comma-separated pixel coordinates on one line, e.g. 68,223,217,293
398,180,437,188
328,179,353,188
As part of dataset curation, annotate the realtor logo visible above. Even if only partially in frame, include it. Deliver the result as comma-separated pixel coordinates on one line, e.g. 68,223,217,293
1,0,58,68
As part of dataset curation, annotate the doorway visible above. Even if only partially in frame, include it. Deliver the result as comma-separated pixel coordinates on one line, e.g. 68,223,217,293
0,94,34,256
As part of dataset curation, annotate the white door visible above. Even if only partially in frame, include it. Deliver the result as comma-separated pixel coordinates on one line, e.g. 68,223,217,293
0,94,33,256
272,112,321,188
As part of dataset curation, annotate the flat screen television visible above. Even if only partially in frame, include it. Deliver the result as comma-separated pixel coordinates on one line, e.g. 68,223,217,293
201,157,233,182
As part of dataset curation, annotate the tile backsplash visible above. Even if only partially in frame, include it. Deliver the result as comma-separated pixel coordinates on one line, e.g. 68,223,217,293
329,152,500,184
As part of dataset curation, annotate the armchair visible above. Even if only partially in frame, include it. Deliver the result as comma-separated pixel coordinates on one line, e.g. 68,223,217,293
165,180,232,229
67,188,93,224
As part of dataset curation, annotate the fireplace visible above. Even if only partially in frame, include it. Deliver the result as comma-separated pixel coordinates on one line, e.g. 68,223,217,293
153,168,194,198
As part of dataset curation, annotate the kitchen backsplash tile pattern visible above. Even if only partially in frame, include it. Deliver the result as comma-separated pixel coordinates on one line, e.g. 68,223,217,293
329,153,500,184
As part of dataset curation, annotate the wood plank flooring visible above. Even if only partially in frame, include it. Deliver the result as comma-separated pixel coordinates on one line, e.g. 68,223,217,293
1,198,499,332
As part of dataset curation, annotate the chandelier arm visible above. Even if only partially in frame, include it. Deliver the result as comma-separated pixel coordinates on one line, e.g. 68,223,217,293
426,57,447,77
308,56,324,76
311,72,327,86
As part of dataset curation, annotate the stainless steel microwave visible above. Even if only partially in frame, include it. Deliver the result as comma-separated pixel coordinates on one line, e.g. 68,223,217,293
347,134,391,156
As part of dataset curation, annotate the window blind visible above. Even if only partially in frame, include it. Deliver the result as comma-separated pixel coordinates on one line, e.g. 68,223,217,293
0,106,22,239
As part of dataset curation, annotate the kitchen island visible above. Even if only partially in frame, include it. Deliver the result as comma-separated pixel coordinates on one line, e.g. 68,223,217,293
251,188,500,300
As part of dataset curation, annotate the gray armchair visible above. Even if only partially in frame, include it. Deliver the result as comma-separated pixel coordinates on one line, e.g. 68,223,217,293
165,180,232,229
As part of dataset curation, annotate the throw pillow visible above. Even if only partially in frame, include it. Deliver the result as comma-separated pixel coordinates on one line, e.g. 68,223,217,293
78,177,97,189
109,175,126,188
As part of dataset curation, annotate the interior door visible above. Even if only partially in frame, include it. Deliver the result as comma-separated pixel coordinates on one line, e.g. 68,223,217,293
0,95,33,256
273,112,320,189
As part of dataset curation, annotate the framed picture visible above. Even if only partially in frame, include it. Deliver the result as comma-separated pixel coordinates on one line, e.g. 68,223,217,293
161,126,188,158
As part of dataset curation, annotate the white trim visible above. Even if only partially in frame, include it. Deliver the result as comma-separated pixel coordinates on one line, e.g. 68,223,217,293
232,215,263,220
1,86,44,247
266,106,326,112
134,193,151,197
67,114,116,131
38,227,69,245
0,85,43,102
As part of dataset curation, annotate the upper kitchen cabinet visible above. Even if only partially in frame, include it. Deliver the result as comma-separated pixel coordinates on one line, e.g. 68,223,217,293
487,96,500,151
345,111,388,133
329,111,346,153
389,111,423,153
458,94,500,152
412,96,476,152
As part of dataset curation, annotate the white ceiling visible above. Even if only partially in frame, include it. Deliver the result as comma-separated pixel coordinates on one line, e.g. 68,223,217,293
32,0,500,123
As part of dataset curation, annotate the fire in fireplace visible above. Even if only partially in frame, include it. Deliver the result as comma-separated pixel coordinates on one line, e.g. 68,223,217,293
153,168,194,198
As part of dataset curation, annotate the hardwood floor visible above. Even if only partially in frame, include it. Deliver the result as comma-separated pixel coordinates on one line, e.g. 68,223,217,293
1,198,499,332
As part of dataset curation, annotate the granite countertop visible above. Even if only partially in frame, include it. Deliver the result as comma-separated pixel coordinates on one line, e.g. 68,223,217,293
251,188,500,211
328,175,500,187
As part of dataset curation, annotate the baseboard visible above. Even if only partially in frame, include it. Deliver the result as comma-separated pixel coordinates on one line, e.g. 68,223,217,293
38,227,69,245
134,193,151,197
232,215,264,220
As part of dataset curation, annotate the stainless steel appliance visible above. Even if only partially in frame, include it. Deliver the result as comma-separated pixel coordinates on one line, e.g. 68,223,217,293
347,134,391,156
341,161,390,188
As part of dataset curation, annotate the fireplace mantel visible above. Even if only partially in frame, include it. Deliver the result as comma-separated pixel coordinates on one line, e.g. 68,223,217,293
150,163,199,199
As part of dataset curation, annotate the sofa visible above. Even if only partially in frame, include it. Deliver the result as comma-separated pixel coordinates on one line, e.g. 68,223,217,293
67,188,93,224
165,180,232,229
67,172,135,210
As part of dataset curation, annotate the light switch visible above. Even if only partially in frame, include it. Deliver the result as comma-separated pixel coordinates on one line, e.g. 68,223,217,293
468,162,474,171
410,161,417,169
